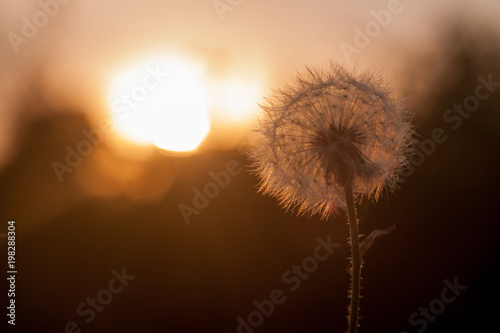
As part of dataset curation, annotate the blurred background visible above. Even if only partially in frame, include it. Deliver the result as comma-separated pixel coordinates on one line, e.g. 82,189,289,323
1,0,500,332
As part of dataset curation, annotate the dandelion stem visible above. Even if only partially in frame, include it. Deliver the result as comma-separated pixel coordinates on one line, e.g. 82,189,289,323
345,183,362,333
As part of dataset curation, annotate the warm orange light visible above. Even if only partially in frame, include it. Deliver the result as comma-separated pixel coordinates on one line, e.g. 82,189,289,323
107,57,210,152
208,76,264,125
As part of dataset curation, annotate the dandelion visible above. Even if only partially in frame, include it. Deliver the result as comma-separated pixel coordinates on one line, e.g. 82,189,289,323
250,63,415,333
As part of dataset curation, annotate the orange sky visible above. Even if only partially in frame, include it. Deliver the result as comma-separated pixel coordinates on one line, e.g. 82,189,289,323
1,0,499,166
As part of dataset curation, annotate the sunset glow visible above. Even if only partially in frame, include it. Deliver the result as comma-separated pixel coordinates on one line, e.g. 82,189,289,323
108,57,210,152
209,76,264,124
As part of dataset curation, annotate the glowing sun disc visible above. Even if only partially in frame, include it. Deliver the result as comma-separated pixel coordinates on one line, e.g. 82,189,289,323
107,57,210,152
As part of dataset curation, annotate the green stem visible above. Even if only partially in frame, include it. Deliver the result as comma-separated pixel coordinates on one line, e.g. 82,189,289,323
345,183,362,333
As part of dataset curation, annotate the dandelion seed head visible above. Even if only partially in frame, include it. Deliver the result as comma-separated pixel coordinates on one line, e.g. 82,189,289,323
250,63,415,218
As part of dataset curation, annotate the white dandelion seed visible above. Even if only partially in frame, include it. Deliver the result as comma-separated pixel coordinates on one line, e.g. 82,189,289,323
250,64,415,218
249,63,415,333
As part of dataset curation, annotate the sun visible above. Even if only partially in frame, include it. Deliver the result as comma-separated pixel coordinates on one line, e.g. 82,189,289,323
107,57,210,152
